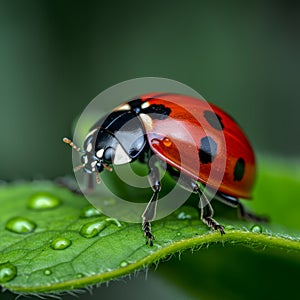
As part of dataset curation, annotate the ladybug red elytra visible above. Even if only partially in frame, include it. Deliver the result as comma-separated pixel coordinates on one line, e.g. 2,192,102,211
64,93,266,246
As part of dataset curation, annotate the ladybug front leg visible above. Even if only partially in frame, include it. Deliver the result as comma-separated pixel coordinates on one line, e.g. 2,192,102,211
56,173,95,195
141,158,161,246
192,182,225,235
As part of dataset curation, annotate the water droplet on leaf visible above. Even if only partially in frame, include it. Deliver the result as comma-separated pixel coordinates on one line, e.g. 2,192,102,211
80,205,102,218
251,224,262,233
176,206,198,220
119,260,129,267
28,192,61,210
224,225,235,231
80,218,121,238
0,262,17,283
50,237,72,250
5,217,36,234
76,273,84,278
44,269,52,276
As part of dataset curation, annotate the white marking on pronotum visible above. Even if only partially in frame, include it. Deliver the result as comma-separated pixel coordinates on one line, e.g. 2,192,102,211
141,101,150,109
115,103,131,111
113,144,131,165
86,143,93,152
96,148,104,158
139,113,153,130
91,161,97,167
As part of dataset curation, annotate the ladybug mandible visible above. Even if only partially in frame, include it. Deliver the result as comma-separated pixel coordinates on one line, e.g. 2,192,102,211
64,93,265,246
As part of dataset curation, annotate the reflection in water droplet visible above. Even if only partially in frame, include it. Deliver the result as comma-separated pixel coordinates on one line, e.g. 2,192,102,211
251,224,263,233
80,218,122,238
50,237,72,250
44,269,52,276
5,217,36,234
28,192,61,210
119,260,128,267
0,262,17,283
80,205,102,218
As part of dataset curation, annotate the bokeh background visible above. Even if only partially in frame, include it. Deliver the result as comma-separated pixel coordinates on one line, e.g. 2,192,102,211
1,1,299,299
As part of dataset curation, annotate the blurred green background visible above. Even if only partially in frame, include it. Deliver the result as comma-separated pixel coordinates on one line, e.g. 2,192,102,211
0,0,299,299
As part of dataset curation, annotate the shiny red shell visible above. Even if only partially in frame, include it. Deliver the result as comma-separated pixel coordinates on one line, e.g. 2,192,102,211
138,93,256,199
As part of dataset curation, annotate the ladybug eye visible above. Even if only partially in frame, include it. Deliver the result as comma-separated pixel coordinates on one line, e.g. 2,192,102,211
103,147,115,163
96,162,104,172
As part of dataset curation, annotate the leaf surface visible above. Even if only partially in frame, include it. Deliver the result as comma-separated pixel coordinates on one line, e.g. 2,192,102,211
0,158,299,294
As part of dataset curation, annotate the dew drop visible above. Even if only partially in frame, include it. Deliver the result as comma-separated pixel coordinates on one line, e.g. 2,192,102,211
28,192,61,210
119,260,129,267
5,217,36,234
44,269,52,276
251,224,263,233
76,273,84,278
80,220,109,238
0,262,17,283
80,205,102,218
176,232,182,236
80,218,121,238
50,237,72,250
175,206,198,220
177,211,191,220
224,225,235,231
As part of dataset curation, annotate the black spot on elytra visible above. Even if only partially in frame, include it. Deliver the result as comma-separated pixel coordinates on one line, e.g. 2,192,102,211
143,104,171,120
203,110,224,131
199,136,218,164
234,158,245,181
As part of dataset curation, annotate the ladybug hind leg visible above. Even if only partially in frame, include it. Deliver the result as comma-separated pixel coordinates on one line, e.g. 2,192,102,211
192,182,225,235
215,192,269,223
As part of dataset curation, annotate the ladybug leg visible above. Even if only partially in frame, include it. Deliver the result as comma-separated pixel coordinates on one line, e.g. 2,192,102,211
215,192,268,223
55,174,95,195
192,183,225,235
141,158,161,246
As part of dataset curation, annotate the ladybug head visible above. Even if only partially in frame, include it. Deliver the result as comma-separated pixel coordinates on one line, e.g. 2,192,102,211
80,153,104,174
63,108,147,183
63,137,112,184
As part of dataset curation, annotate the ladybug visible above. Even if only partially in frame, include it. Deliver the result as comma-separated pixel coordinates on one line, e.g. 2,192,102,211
64,93,265,246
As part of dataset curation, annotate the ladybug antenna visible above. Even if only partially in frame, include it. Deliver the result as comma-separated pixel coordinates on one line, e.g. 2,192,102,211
102,163,113,172
95,172,101,184
63,137,83,153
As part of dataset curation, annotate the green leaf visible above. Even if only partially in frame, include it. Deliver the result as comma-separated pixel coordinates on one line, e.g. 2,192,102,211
0,157,300,294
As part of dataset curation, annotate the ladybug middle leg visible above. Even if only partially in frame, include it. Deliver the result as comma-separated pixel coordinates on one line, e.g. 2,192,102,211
141,156,161,246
